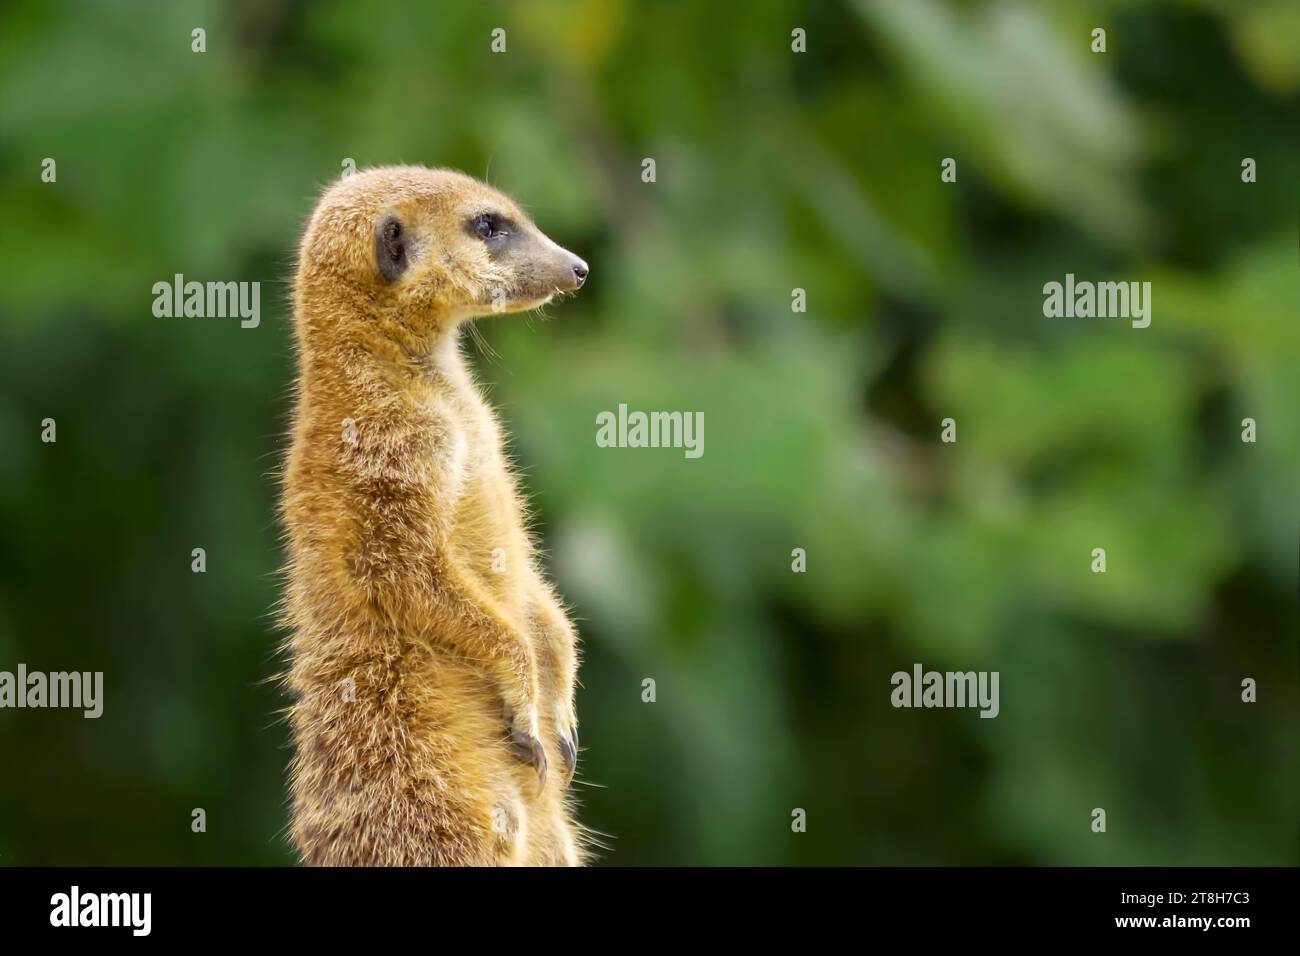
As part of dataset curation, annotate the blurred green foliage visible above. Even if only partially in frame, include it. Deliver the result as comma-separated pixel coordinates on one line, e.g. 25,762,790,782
0,0,1296,865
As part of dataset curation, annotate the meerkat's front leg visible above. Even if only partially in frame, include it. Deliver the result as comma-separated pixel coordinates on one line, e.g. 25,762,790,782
528,582,581,785
426,557,549,786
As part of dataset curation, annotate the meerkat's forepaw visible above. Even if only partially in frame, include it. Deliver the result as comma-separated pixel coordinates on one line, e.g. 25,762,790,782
505,706,548,788
510,726,547,788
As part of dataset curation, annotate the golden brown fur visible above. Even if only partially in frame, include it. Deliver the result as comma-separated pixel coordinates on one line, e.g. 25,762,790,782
279,166,587,865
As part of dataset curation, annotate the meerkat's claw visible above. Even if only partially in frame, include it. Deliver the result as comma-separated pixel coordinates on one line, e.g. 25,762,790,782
510,724,548,787
558,729,578,784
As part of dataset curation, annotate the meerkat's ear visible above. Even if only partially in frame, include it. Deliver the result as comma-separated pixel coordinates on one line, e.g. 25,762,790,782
375,214,408,282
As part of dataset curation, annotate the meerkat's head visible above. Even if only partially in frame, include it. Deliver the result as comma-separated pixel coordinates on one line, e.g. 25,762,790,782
296,166,588,345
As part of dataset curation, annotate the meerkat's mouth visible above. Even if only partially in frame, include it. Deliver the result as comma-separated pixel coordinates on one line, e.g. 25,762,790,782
515,294,556,313
485,283,581,316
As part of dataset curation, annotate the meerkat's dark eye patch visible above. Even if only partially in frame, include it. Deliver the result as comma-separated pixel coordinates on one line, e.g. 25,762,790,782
375,214,408,282
467,212,513,242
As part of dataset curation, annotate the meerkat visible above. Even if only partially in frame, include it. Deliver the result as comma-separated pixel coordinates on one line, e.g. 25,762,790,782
279,166,589,866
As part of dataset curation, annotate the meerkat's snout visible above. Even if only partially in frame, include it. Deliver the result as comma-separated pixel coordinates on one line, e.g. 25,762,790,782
550,244,589,292
510,225,589,298
433,200,588,313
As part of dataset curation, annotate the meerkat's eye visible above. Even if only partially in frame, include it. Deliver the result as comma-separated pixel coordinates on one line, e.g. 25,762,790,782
470,213,509,241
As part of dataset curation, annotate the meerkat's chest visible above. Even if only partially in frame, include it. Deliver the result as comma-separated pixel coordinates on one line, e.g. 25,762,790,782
435,391,532,593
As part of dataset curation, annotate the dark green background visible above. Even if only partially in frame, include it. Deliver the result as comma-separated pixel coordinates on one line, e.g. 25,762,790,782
0,0,1296,865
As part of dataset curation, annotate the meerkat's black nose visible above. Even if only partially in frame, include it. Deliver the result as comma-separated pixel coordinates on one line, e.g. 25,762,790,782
572,262,588,286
